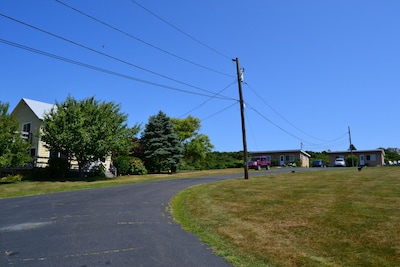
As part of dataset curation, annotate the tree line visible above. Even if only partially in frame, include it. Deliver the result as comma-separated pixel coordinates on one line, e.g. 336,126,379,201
1,96,399,181
0,97,242,180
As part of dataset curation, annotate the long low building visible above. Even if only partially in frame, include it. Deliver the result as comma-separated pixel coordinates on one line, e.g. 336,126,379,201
327,149,385,167
249,150,311,167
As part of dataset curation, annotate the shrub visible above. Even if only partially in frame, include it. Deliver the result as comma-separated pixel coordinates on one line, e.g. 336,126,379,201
129,157,147,175
48,158,70,179
345,155,358,167
113,156,131,175
0,174,22,184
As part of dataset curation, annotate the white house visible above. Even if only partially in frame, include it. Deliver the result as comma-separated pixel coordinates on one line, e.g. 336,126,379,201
11,98,113,175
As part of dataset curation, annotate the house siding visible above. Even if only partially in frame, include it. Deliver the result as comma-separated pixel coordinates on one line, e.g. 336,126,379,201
328,150,385,167
11,100,50,167
250,150,310,167
11,98,114,173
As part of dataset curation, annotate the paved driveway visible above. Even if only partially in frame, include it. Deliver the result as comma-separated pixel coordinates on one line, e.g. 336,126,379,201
0,174,247,266
0,168,320,266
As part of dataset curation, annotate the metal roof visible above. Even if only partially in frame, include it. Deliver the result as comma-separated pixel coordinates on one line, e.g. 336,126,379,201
22,98,54,120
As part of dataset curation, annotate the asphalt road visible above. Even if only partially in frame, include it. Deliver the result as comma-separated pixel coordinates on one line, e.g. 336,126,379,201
0,168,321,266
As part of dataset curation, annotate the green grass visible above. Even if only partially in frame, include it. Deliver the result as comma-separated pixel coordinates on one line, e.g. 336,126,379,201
0,168,242,199
172,167,400,267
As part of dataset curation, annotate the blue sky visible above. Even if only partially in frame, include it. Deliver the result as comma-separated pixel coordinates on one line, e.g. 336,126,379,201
1,1,399,152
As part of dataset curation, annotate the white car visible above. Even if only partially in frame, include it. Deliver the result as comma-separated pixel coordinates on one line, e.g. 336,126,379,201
334,158,346,167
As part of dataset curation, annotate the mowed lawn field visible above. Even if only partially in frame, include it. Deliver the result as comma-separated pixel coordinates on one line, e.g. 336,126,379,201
172,167,400,267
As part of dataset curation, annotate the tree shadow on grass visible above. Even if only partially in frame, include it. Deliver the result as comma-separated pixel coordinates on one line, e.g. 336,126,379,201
24,168,110,182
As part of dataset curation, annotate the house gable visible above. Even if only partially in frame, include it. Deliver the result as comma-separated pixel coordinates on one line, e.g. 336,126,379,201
11,98,54,167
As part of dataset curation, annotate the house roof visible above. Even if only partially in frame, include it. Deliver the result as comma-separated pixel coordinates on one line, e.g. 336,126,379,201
21,98,54,120
249,150,311,158
327,149,385,156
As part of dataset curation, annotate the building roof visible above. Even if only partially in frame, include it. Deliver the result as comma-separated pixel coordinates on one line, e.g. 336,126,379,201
21,98,54,120
249,150,311,158
327,149,385,156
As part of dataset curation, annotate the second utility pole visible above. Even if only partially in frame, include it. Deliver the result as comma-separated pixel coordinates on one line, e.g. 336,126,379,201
233,57,249,179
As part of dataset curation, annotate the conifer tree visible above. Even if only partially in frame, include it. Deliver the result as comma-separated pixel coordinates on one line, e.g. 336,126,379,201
141,111,183,173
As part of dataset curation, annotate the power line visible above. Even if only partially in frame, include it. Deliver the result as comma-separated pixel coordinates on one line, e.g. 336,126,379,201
200,102,238,122
179,80,237,118
55,0,234,78
0,38,232,100
244,81,330,142
128,0,232,60
246,102,349,149
246,103,312,144
1,13,234,100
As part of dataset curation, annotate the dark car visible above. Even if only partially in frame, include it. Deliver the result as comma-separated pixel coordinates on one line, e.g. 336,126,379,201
312,159,326,167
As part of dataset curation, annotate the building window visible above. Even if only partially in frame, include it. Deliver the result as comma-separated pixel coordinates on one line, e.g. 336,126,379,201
30,148,36,157
285,155,295,162
49,149,60,159
367,154,376,161
22,123,31,132
22,123,32,141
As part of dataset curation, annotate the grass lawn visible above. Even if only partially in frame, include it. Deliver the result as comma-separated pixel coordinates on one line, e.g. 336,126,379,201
172,167,400,267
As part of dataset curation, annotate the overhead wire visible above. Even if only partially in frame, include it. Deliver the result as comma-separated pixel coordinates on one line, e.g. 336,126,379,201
128,0,233,60
245,102,313,144
55,0,234,78
0,13,235,101
0,38,231,100
302,133,349,150
244,81,330,142
246,102,349,149
244,81,351,145
200,102,238,122
179,80,237,118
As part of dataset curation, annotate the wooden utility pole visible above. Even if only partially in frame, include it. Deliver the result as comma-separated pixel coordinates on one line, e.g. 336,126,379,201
233,57,249,179
348,126,354,167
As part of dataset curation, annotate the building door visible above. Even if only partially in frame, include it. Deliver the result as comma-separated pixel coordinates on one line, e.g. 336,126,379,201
280,155,285,166
359,155,365,166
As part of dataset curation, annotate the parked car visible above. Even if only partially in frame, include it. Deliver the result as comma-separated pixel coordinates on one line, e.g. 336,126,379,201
248,156,271,170
334,158,346,167
312,159,326,167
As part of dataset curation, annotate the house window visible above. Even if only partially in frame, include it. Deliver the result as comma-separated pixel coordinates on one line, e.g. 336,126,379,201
285,155,295,162
49,149,60,159
30,148,36,157
367,154,376,161
22,123,32,141
23,123,31,133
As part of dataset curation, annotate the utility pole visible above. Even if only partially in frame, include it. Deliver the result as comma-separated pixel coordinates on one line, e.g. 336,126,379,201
233,57,249,179
348,126,354,167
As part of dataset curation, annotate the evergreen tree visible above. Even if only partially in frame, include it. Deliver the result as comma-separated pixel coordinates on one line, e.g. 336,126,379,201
141,111,183,173
0,101,31,169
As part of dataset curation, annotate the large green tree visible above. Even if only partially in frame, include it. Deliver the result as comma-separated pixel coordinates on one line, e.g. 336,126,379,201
141,111,183,173
0,101,32,169
41,96,137,177
171,116,214,169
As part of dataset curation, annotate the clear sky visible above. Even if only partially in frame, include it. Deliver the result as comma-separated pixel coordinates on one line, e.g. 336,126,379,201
1,1,399,152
